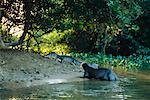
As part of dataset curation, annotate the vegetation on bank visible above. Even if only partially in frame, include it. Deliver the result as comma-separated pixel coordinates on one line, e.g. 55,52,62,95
70,51,150,71
0,0,149,71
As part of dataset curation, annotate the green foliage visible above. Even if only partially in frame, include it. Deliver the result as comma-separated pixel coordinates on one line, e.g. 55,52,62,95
1,0,149,57
107,0,143,25
38,29,72,54
39,43,70,54
42,29,65,44
71,52,150,71
0,0,149,74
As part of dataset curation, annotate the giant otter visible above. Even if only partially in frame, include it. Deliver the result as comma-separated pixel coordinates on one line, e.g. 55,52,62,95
81,62,118,81
45,52,82,65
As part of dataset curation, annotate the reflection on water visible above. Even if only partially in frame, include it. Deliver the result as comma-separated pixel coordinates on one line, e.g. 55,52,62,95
0,72,150,100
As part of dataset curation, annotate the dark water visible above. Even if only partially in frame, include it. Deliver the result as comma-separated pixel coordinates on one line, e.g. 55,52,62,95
0,72,150,100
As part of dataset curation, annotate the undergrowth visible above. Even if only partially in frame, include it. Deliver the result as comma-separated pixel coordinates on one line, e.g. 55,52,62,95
70,52,150,71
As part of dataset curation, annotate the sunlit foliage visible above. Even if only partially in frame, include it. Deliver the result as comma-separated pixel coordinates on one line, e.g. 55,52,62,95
0,0,148,56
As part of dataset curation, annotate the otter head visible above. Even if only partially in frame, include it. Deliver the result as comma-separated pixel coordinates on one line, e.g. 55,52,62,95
45,52,58,58
80,62,89,70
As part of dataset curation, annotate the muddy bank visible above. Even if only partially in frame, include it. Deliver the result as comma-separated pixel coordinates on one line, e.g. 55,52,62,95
0,49,83,88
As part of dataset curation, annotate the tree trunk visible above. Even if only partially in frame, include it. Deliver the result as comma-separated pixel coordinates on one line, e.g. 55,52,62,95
18,0,31,48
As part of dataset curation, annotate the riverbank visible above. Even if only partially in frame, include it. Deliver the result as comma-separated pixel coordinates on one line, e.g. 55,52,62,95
0,49,84,89
0,49,149,89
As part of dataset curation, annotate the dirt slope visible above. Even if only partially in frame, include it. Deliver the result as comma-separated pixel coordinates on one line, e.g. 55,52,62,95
0,49,83,88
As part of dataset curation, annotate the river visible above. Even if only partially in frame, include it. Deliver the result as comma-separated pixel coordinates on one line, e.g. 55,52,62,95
0,70,150,100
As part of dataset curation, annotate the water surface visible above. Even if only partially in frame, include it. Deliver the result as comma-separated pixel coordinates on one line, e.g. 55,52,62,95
1,71,150,100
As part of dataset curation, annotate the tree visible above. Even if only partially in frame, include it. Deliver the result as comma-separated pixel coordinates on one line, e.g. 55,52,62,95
0,0,144,55
0,0,57,49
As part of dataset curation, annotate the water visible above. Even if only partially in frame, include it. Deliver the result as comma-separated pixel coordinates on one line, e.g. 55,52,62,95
0,71,150,100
